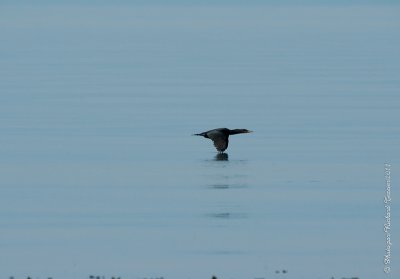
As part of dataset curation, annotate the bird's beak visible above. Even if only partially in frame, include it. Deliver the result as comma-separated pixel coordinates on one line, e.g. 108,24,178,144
247,130,254,133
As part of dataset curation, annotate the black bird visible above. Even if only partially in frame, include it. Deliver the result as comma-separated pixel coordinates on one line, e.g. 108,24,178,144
193,128,253,153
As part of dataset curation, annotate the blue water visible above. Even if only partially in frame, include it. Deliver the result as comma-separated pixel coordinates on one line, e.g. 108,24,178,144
0,2,399,279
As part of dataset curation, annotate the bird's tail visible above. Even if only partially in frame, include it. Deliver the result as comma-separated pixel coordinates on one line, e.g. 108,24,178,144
192,132,205,136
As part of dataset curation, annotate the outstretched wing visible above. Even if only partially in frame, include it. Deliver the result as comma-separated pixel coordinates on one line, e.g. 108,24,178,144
207,130,229,152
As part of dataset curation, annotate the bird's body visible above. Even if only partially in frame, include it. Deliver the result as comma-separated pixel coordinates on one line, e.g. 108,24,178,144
193,128,253,152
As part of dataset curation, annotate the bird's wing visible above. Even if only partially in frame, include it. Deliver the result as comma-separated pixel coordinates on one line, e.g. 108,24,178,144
207,130,229,152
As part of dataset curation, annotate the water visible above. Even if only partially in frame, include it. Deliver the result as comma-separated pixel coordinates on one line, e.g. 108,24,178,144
0,2,399,279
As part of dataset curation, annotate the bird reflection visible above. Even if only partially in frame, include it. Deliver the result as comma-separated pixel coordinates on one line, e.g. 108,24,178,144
214,153,228,161
210,212,231,219
206,212,247,219
209,183,247,189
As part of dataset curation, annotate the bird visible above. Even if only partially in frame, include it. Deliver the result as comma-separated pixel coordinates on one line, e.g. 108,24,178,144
193,128,253,153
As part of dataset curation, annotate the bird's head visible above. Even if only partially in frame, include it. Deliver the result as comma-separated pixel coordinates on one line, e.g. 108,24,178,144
229,129,253,135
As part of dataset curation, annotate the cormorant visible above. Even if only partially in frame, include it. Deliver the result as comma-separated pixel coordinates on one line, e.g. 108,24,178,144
193,128,253,153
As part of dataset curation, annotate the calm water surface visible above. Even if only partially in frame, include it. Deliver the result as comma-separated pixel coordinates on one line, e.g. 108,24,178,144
0,2,399,279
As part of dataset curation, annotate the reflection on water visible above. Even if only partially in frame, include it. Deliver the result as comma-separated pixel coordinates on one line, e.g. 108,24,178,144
209,184,230,189
200,152,250,244
205,212,247,219
208,183,247,189
214,153,229,161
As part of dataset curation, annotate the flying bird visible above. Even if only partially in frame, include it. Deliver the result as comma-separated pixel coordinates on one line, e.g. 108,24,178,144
193,128,253,153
